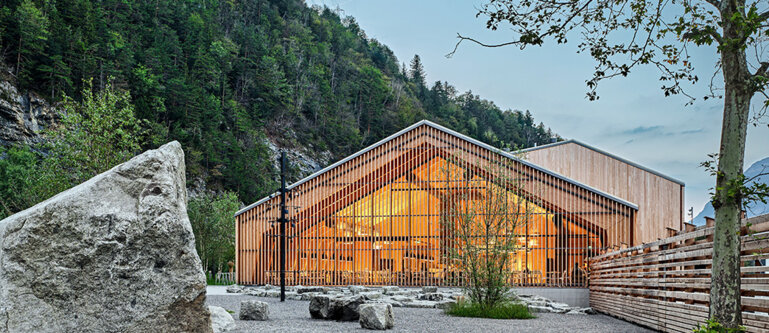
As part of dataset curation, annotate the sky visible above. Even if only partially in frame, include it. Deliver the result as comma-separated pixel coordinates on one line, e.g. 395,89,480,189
307,0,769,220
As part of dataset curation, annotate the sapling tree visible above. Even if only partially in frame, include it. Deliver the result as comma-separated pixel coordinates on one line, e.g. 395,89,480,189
440,152,535,310
449,0,769,327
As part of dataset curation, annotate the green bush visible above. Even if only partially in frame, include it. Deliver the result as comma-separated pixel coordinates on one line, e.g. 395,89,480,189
693,320,746,333
444,300,535,320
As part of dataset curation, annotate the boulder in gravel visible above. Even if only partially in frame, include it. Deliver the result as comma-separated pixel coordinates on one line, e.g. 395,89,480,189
309,295,339,319
421,286,438,293
239,300,269,321
0,141,211,333
297,286,328,294
209,306,236,332
381,286,399,295
226,285,244,294
359,303,394,330
419,293,444,301
332,295,366,321
348,285,366,294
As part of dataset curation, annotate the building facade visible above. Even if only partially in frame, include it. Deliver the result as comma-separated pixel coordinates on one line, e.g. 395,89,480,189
235,121,652,287
521,140,685,245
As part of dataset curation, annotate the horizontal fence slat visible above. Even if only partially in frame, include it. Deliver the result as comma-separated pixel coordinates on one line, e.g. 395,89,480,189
590,219,769,333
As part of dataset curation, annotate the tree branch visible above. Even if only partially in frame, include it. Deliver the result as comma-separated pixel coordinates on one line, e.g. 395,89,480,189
755,61,769,78
447,34,521,57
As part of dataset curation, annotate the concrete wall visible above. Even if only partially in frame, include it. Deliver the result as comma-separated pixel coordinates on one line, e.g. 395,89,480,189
513,287,589,307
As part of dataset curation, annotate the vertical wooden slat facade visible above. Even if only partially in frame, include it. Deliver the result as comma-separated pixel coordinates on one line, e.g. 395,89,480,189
236,121,639,287
522,140,685,245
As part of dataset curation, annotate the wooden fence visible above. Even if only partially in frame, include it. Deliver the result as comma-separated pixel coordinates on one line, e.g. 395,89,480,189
589,214,769,332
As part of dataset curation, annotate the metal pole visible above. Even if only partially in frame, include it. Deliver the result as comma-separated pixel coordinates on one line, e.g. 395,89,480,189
280,152,287,302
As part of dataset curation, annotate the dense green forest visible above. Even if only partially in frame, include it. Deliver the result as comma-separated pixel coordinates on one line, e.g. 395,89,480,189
0,0,558,203
0,0,558,272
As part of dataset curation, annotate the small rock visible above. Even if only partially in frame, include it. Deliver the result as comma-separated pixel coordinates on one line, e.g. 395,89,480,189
419,293,444,301
297,286,328,294
566,310,588,315
527,305,554,313
422,286,438,293
391,296,413,303
361,291,383,300
240,300,269,321
226,285,244,294
381,286,399,295
359,303,395,330
349,285,366,294
209,306,236,332
402,300,436,308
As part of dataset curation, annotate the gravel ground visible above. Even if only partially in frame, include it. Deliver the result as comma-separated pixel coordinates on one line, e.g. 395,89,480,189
206,294,654,333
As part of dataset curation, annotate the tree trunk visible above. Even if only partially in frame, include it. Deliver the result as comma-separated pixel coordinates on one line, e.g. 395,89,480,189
709,2,752,326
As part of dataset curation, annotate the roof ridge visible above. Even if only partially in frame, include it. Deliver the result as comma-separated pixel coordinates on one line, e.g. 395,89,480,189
235,119,639,216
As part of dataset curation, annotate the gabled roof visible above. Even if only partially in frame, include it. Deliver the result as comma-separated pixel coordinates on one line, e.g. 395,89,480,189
519,139,685,186
235,120,639,216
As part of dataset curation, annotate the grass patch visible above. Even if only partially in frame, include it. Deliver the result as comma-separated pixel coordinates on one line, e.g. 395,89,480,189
444,301,535,319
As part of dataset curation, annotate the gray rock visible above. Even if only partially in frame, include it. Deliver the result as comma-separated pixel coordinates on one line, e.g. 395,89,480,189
359,304,394,330
332,295,366,321
361,291,383,300
309,295,338,320
421,286,438,293
381,286,399,295
527,305,554,313
348,285,366,294
208,306,236,332
0,142,212,333
391,296,413,303
239,300,269,321
309,294,365,321
297,286,327,294
402,300,436,308
419,293,444,301
225,285,243,294
566,309,588,315
0,80,58,145
244,289,265,297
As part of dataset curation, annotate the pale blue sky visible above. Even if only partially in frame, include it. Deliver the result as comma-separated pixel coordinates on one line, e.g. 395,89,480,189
307,0,769,220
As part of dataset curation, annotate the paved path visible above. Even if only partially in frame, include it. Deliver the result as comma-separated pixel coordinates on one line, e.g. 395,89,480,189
205,293,654,333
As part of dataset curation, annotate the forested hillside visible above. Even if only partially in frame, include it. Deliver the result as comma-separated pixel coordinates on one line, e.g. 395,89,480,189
0,0,558,206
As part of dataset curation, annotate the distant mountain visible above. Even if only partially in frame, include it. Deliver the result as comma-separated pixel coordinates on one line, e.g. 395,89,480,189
692,156,769,225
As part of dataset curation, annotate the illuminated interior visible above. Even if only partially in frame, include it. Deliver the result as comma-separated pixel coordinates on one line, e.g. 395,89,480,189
236,123,635,287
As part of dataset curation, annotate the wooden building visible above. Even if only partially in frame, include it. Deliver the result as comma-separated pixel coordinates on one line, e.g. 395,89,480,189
235,120,644,287
521,140,684,245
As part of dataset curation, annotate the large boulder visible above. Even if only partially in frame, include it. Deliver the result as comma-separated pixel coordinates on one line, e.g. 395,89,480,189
309,295,338,320
0,141,211,333
309,294,365,321
358,303,394,330
239,300,269,321
208,306,236,332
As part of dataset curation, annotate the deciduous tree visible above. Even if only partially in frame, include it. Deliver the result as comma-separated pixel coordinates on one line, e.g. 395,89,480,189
449,0,769,327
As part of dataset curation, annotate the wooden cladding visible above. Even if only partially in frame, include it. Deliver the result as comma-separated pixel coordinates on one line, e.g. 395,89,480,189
524,140,685,245
236,122,637,287
589,214,769,332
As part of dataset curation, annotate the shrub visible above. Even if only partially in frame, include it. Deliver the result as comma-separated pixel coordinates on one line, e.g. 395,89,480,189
444,300,535,320
693,320,746,333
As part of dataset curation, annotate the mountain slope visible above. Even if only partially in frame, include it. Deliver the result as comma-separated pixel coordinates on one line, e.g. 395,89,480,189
0,0,558,204
693,156,769,225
